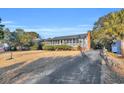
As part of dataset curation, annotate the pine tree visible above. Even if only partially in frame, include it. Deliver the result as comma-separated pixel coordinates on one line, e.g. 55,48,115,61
0,18,5,40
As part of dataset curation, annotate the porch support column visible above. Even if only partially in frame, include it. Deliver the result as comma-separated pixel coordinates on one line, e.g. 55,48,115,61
72,38,73,46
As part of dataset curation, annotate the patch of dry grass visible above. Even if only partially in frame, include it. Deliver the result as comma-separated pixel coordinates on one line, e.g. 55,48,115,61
0,50,80,68
107,52,124,61
106,52,124,76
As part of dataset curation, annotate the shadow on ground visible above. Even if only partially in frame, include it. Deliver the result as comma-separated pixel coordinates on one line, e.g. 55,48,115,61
0,62,25,75
0,56,76,84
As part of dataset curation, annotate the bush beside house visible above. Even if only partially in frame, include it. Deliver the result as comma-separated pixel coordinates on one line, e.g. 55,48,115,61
30,43,39,50
42,45,72,51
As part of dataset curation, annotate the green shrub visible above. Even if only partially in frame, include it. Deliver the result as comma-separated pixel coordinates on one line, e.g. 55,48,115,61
54,45,72,50
30,43,39,50
42,45,55,50
43,45,72,51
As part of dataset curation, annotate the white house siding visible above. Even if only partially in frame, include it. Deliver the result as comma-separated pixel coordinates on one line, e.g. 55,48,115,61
46,38,87,48
44,33,90,50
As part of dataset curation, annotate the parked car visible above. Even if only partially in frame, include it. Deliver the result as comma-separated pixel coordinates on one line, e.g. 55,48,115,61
16,46,30,51
22,46,30,51
0,45,5,52
0,43,10,52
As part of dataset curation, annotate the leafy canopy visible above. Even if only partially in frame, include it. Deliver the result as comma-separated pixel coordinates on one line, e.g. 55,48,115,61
92,9,124,50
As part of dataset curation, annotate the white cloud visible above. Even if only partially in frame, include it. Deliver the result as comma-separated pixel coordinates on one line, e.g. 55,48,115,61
6,24,92,38
78,24,93,27
24,26,90,38
7,24,93,32
25,27,74,32
24,24,92,32
2,21,14,24
7,25,26,28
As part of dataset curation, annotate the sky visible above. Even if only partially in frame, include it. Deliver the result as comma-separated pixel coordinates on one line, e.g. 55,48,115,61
0,8,122,39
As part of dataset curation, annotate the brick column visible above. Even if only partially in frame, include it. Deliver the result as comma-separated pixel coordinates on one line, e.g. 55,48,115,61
87,31,91,50
121,40,124,56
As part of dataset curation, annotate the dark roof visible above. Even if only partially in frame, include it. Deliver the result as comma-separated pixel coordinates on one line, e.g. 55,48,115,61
45,34,87,41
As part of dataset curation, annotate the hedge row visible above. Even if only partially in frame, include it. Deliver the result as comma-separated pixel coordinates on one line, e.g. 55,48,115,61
42,45,72,50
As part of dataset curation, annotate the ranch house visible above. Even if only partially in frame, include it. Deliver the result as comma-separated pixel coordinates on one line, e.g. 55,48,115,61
44,32,91,50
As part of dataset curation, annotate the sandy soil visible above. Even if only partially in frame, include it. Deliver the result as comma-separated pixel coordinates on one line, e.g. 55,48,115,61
0,50,80,84
0,50,80,68
106,52,124,76
0,50,124,84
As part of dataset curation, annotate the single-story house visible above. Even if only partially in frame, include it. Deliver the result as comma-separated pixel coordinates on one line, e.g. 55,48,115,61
44,32,91,50
111,40,124,55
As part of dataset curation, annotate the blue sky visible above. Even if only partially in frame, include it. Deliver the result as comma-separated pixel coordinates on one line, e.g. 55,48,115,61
0,8,122,38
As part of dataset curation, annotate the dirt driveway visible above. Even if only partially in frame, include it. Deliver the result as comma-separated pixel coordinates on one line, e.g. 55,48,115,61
0,50,124,84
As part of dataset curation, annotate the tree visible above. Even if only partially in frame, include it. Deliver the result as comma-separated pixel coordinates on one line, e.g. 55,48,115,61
3,28,12,43
26,32,40,39
0,18,5,40
91,9,124,51
19,32,32,46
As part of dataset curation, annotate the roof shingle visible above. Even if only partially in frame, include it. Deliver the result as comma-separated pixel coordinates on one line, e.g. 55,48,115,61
46,34,87,41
